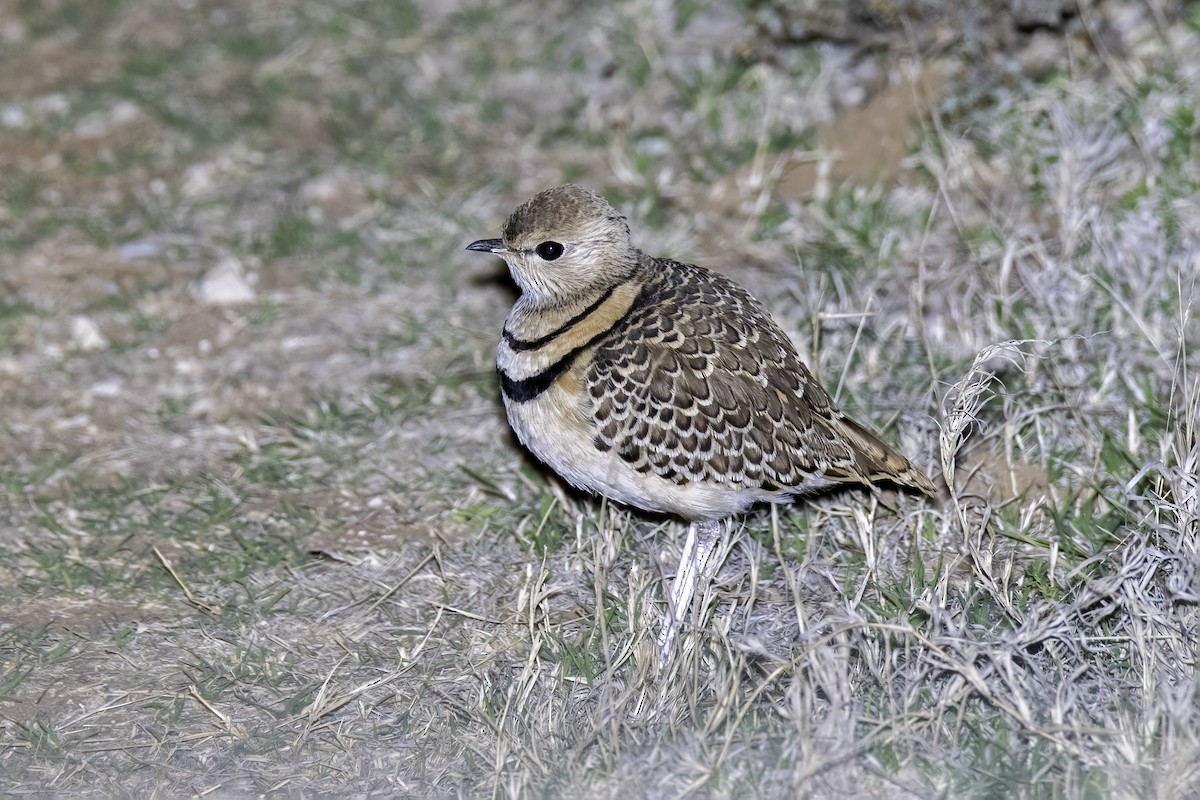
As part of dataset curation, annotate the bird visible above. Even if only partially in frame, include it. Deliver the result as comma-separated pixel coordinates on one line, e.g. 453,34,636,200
467,184,935,664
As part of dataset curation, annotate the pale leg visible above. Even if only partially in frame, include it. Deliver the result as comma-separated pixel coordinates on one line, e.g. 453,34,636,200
658,519,725,666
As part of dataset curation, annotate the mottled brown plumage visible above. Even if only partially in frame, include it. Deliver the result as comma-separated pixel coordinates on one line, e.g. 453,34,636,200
584,257,932,496
468,184,934,662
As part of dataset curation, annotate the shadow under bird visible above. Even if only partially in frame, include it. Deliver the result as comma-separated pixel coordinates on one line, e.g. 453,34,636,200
467,184,935,664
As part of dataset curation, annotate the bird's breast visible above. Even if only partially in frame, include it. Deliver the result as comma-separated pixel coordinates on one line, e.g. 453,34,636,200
495,280,644,406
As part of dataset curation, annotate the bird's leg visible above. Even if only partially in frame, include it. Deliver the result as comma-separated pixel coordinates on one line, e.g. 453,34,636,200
658,518,726,667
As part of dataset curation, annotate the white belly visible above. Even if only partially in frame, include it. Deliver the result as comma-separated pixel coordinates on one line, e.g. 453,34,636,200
503,380,783,521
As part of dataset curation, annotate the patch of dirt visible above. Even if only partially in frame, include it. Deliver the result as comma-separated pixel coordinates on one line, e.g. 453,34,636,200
779,59,951,195
1,230,174,313
954,449,1054,506
4,596,174,634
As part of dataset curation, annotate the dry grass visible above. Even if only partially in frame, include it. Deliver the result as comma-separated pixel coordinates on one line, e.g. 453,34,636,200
0,0,1197,796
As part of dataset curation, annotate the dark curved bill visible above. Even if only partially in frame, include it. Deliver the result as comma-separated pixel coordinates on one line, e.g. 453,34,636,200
466,238,504,253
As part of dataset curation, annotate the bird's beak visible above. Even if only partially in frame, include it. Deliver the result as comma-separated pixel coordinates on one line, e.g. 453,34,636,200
466,238,506,254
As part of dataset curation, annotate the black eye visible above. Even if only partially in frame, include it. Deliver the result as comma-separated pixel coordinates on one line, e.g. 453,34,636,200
535,241,564,261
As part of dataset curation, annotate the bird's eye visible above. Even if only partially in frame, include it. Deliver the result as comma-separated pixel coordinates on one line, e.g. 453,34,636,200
534,241,564,261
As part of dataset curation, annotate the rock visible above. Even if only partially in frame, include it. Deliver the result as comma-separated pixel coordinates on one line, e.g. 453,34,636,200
88,378,123,398
69,315,108,351
195,257,255,306
118,239,163,261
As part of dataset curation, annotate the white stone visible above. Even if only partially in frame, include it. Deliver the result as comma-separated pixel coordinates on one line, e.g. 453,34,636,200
88,378,123,398
70,316,108,351
195,257,255,305
118,239,162,260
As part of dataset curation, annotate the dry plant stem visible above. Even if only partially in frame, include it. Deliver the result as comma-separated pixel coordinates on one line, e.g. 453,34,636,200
347,549,436,633
771,504,808,635
189,685,244,741
153,545,222,615
940,339,1047,514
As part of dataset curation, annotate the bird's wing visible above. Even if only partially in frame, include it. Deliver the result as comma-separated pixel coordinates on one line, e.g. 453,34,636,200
585,262,864,492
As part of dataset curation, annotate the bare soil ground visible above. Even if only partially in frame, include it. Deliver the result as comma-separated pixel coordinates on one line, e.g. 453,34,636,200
1,0,1197,796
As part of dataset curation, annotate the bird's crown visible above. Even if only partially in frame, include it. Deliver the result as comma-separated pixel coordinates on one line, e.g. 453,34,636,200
501,184,628,249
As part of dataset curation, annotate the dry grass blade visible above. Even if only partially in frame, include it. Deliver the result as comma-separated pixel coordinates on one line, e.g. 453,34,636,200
344,549,437,634
153,545,223,615
294,661,403,750
189,684,247,741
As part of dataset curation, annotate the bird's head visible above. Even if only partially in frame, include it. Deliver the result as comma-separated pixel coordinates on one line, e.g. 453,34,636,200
467,184,639,307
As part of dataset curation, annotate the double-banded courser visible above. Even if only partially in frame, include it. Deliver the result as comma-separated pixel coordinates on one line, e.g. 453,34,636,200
468,185,935,663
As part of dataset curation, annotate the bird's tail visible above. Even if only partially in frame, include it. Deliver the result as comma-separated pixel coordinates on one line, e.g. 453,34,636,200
838,416,938,497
